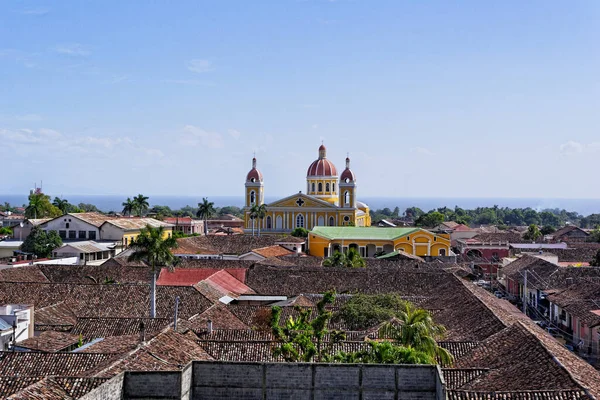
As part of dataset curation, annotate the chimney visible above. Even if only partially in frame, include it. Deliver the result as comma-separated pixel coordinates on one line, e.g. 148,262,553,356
207,319,213,334
566,277,574,286
139,320,146,343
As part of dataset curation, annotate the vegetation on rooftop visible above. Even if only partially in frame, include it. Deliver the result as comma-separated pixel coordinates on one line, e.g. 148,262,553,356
290,227,309,238
335,293,409,330
270,291,453,366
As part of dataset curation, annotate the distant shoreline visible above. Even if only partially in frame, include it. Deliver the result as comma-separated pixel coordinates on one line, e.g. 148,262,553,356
1,194,599,215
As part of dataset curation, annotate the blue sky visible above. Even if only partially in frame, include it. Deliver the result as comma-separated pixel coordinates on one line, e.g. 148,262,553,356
1,0,599,199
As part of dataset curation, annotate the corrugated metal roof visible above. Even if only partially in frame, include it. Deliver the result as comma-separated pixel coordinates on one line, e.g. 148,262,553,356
102,218,173,230
310,226,419,240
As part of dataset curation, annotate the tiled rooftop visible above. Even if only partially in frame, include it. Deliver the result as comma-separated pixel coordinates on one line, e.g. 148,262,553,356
16,331,80,352
71,317,172,339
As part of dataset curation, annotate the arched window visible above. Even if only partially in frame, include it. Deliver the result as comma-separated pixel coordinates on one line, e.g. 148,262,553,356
344,191,350,205
332,183,335,192
250,191,256,204
326,183,330,192
311,182,315,193
266,216,272,230
318,182,323,192
296,214,304,228
329,216,335,226
439,249,446,256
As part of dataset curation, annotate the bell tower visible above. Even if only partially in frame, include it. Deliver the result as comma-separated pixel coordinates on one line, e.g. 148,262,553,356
245,157,264,207
339,156,357,208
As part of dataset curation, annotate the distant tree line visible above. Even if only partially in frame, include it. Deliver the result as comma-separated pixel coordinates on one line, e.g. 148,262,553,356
370,205,600,229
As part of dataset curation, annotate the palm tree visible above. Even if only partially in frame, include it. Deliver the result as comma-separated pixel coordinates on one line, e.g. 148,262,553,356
389,304,453,366
52,197,70,215
345,247,366,268
122,198,135,217
249,204,259,236
323,251,346,267
128,225,178,318
25,193,45,219
133,194,150,217
196,197,215,235
256,204,268,237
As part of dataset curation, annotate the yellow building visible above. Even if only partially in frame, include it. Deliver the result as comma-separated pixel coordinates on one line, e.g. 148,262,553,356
308,226,451,258
244,145,371,233
99,218,174,248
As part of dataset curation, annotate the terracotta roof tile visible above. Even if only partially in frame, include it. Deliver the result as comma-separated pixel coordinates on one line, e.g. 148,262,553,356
251,245,294,258
71,317,171,339
0,352,118,377
187,304,249,332
17,331,80,353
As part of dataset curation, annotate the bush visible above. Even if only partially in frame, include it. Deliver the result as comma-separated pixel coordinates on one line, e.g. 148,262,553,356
291,227,309,238
336,293,408,330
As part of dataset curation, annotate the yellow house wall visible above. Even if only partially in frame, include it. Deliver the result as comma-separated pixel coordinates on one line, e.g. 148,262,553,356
308,229,451,258
123,227,173,247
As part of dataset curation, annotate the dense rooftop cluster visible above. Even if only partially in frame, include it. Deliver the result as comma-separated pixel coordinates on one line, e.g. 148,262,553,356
0,252,599,399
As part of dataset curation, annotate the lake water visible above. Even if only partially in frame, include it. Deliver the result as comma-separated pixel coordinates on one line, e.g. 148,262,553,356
1,194,599,215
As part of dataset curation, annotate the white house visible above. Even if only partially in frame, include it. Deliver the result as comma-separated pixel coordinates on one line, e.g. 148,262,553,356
0,304,34,351
40,212,107,241
53,241,117,265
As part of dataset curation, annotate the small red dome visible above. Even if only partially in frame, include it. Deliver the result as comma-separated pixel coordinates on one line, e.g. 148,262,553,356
246,157,263,182
307,159,337,177
319,144,326,151
340,168,356,182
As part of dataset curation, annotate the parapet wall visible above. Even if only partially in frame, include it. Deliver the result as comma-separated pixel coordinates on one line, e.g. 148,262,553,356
82,361,446,400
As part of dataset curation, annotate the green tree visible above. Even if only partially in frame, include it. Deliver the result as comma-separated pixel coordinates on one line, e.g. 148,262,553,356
590,250,600,267
291,227,309,238
337,293,409,331
323,248,365,268
523,224,542,242
133,194,150,217
335,341,434,365
52,197,71,215
78,203,100,213
127,225,178,318
271,290,345,362
20,226,62,258
388,304,453,366
404,207,424,219
589,226,600,243
25,192,61,219
0,227,12,235
249,203,259,237
122,198,135,216
256,204,267,237
197,197,216,235
540,225,556,236
415,211,445,228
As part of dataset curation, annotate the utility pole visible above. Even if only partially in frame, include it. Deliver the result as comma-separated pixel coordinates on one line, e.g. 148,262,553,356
522,270,528,315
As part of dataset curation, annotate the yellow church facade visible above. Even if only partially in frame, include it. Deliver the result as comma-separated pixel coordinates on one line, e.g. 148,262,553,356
307,227,451,258
243,145,371,233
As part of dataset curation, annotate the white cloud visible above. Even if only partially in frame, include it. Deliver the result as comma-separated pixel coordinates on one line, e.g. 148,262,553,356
410,147,435,156
559,141,600,156
228,129,241,140
187,59,214,73
180,125,224,148
53,44,91,56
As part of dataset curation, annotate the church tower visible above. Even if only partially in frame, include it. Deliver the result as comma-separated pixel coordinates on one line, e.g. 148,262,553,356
339,156,357,208
245,157,264,207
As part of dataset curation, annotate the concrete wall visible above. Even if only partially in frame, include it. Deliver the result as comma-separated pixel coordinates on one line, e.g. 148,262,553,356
115,361,444,400
80,373,124,400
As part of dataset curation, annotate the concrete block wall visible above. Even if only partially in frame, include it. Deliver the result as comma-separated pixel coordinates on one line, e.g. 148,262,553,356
110,361,445,400
79,373,124,400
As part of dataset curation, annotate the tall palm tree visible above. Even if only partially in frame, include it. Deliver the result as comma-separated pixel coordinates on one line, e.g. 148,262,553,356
389,304,453,366
249,204,259,236
25,193,45,219
52,197,70,215
256,204,267,237
128,225,178,318
196,197,215,235
122,198,135,217
133,194,150,217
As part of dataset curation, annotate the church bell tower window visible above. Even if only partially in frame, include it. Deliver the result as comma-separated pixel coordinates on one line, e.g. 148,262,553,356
326,183,330,192
318,183,323,192
250,191,256,204
296,214,304,228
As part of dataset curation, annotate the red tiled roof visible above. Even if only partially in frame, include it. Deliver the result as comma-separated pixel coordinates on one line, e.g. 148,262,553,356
157,268,247,286
203,270,254,296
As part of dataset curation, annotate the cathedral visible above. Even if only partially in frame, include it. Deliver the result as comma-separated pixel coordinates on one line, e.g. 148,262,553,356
243,144,371,233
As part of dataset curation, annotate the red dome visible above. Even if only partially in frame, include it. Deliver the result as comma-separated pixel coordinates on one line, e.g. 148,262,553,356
340,168,356,182
307,144,337,177
246,157,263,182
307,159,337,177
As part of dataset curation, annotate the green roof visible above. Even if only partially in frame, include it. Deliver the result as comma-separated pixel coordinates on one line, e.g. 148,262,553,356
310,227,419,241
